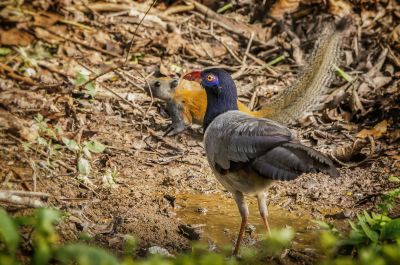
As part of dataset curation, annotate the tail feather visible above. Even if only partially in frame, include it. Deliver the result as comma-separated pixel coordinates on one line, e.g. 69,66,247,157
252,142,339,181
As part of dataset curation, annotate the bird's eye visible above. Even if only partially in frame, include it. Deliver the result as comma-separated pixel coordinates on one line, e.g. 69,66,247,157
206,75,214,82
154,81,161,87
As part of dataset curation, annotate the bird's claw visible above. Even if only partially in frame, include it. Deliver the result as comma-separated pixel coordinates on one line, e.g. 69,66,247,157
164,124,187,136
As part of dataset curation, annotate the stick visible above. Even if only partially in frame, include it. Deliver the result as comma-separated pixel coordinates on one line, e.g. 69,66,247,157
98,82,145,115
0,190,50,198
40,27,121,57
162,4,194,16
125,0,158,65
242,32,255,66
187,0,268,46
0,192,45,208
0,62,37,85
7,134,76,172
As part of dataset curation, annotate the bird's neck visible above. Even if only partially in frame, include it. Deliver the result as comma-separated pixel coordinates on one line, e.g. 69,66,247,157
203,91,238,130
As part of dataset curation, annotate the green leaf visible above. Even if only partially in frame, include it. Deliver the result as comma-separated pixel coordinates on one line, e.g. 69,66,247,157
75,72,88,86
62,137,80,152
262,228,295,256
217,2,233,13
85,140,105,154
0,47,12,56
388,176,400,183
82,146,92,160
83,82,97,97
0,208,20,255
36,208,60,235
55,244,119,265
313,220,332,230
34,113,44,123
78,157,91,175
381,219,400,240
37,137,48,146
358,213,379,243
334,64,353,82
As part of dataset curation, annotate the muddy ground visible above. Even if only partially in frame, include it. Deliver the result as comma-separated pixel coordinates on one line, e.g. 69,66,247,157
0,0,399,263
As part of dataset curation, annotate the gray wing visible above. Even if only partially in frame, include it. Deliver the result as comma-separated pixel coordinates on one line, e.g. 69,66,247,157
205,111,339,180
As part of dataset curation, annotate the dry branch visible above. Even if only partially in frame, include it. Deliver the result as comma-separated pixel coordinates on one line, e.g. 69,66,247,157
0,62,37,85
186,0,268,46
0,191,45,208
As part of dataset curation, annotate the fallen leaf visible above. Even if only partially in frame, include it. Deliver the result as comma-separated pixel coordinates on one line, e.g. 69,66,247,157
0,28,34,46
269,0,300,20
357,120,388,139
33,12,60,27
328,0,353,16
185,42,226,58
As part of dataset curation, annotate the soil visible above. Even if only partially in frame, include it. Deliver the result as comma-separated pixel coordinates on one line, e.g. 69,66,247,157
0,0,399,262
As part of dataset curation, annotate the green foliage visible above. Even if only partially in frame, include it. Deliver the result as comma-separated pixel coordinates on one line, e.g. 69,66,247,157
78,156,91,175
377,186,400,215
0,208,293,265
32,113,106,176
0,47,12,56
333,64,353,83
0,209,19,257
317,182,400,265
75,72,97,97
85,140,106,154
1,183,399,265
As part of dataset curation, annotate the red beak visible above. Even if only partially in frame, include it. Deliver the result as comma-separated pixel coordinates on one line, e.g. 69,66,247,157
182,70,201,82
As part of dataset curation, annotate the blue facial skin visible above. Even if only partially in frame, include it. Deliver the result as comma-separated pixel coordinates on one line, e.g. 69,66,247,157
201,71,222,95
201,68,239,130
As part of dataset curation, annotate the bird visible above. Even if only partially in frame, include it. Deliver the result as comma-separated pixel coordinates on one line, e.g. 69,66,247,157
147,18,348,135
182,68,340,255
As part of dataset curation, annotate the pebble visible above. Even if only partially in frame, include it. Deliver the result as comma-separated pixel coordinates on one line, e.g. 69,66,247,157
148,246,173,257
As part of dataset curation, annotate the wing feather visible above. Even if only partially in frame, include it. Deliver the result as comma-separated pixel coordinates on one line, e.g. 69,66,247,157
205,111,339,180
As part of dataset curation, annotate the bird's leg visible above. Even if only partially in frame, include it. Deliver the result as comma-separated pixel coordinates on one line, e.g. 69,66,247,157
257,192,271,235
232,191,249,256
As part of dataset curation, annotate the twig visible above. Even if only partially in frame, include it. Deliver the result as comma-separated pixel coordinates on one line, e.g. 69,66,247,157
0,62,37,85
124,0,158,65
28,159,37,192
79,65,121,89
162,4,194,16
98,82,145,115
21,9,93,31
242,32,255,66
40,27,121,57
187,0,268,46
114,70,145,92
7,134,76,172
0,190,50,198
212,35,242,65
0,192,45,208
37,61,71,79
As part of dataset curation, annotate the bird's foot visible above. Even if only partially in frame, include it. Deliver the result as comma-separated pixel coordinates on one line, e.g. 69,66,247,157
164,123,187,136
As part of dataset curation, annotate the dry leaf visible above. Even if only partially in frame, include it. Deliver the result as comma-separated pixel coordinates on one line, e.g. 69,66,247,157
269,0,300,20
332,139,368,162
0,28,34,46
185,42,226,58
34,12,60,27
328,0,353,16
34,27,62,44
357,120,388,139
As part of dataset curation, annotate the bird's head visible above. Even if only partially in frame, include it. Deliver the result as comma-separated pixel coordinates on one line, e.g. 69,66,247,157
183,68,238,129
183,68,237,98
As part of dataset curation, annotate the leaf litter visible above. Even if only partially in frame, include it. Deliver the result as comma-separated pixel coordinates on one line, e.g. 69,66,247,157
0,0,399,262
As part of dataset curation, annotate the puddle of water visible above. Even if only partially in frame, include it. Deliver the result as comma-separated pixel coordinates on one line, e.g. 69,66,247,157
175,193,320,249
